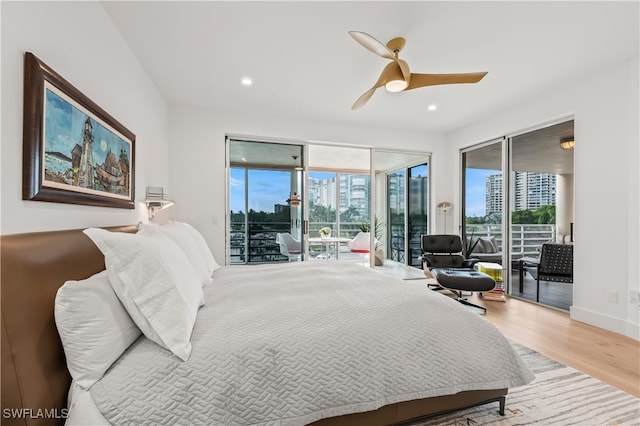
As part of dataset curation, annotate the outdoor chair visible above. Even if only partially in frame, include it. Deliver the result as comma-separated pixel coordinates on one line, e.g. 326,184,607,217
275,233,301,261
519,243,573,302
420,234,496,314
348,232,371,265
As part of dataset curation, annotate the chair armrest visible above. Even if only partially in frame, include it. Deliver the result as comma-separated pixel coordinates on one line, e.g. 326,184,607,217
520,257,540,267
418,254,430,267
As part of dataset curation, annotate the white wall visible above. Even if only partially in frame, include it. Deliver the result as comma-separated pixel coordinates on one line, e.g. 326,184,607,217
446,56,640,340
168,105,444,266
1,1,170,234
627,55,640,338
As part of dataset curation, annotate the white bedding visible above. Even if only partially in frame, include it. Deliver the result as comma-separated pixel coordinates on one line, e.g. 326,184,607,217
82,262,533,425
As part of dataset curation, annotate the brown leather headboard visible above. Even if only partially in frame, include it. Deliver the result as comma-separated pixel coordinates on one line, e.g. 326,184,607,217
1,226,137,425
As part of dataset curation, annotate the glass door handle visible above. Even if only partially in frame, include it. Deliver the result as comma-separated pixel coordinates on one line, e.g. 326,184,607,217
303,220,308,235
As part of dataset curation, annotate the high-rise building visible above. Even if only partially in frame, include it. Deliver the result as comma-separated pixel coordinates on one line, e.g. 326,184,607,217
486,171,556,215
409,175,428,215
340,175,369,217
525,173,556,209
309,174,370,219
486,173,503,215
387,172,405,215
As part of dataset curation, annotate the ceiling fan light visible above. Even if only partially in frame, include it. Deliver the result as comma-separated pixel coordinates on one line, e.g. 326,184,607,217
385,79,408,92
560,137,575,150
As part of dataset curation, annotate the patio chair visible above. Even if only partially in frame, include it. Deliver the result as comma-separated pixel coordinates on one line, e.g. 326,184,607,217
275,233,301,261
420,234,496,314
348,232,371,265
519,243,573,302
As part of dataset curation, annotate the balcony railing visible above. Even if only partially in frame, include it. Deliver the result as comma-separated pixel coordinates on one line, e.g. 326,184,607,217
230,221,366,264
389,223,428,268
466,223,556,258
230,221,291,264
230,221,555,265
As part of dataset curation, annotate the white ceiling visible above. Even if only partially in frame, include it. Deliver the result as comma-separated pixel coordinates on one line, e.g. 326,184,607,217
102,1,639,134
228,138,428,172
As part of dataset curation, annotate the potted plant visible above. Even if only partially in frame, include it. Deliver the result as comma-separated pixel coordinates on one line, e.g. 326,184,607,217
464,229,480,258
319,227,332,239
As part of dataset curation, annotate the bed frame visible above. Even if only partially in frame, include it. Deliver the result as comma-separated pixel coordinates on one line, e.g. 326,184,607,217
1,226,506,426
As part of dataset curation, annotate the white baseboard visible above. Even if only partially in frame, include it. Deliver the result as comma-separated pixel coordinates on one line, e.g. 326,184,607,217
626,321,640,341
570,305,640,340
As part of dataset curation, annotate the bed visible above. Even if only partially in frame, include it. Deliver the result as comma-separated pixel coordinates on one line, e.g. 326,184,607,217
1,225,534,425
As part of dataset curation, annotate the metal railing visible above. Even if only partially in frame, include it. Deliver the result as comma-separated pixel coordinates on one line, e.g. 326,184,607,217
230,221,366,264
230,221,292,264
466,224,556,258
230,221,556,265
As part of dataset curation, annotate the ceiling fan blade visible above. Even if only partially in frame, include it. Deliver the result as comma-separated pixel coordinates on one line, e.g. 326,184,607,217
351,87,379,110
405,72,488,90
349,31,396,60
349,31,410,83
396,59,411,83
351,62,401,110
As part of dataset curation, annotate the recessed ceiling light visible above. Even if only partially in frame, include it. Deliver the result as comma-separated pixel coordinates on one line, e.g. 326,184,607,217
428,104,437,111
241,77,252,86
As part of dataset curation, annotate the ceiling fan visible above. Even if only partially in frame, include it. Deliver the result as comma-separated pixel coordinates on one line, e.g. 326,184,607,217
349,31,488,110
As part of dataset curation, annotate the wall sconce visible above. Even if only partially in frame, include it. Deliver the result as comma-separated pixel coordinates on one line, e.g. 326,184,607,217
286,192,301,207
560,137,575,150
145,186,174,219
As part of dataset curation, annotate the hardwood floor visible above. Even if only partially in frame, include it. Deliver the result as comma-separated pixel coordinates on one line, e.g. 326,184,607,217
471,293,640,398
508,269,573,311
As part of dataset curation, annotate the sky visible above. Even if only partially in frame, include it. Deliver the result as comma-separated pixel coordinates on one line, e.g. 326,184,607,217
230,170,340,213
230,169,292,213
44,86,131,166
231,167,496,218
465,168,497,218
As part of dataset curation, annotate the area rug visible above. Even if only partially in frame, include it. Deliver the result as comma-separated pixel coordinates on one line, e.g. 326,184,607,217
414,343,640,425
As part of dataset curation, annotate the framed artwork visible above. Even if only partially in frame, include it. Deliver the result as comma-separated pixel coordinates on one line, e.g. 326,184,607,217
22,52,135,209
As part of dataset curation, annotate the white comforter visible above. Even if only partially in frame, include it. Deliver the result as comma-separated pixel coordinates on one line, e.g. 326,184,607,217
90,262,534,425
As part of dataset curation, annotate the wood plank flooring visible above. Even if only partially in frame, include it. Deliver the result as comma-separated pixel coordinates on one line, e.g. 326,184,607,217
508,269,573,311
472,293,640,398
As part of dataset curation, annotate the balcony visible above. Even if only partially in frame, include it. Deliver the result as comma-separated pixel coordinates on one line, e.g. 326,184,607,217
465,223,556,259
466,223,571,310
230,221,366,264
231,222,557,263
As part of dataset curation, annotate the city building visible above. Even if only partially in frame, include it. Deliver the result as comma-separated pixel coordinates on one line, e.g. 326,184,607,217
487,172,557,215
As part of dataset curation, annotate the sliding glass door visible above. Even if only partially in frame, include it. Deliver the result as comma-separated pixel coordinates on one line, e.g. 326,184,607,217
408,164,429,267
461,119,575,310
228,139,304,264
388,169,406,263
509,120,574,309
462,138,505,261
386,160,430,267
305,145,371,261
227,140,373,264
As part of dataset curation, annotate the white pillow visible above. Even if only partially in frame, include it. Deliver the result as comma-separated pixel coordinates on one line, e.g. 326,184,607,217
55,270,141,389
140,222,220,285
83,228,203,361
178,222,221,272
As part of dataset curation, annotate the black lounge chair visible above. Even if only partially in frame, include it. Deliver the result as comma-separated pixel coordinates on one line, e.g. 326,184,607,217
420,234,496,314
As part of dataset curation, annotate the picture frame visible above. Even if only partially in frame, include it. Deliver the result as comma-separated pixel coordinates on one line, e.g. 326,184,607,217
22,52,135,209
